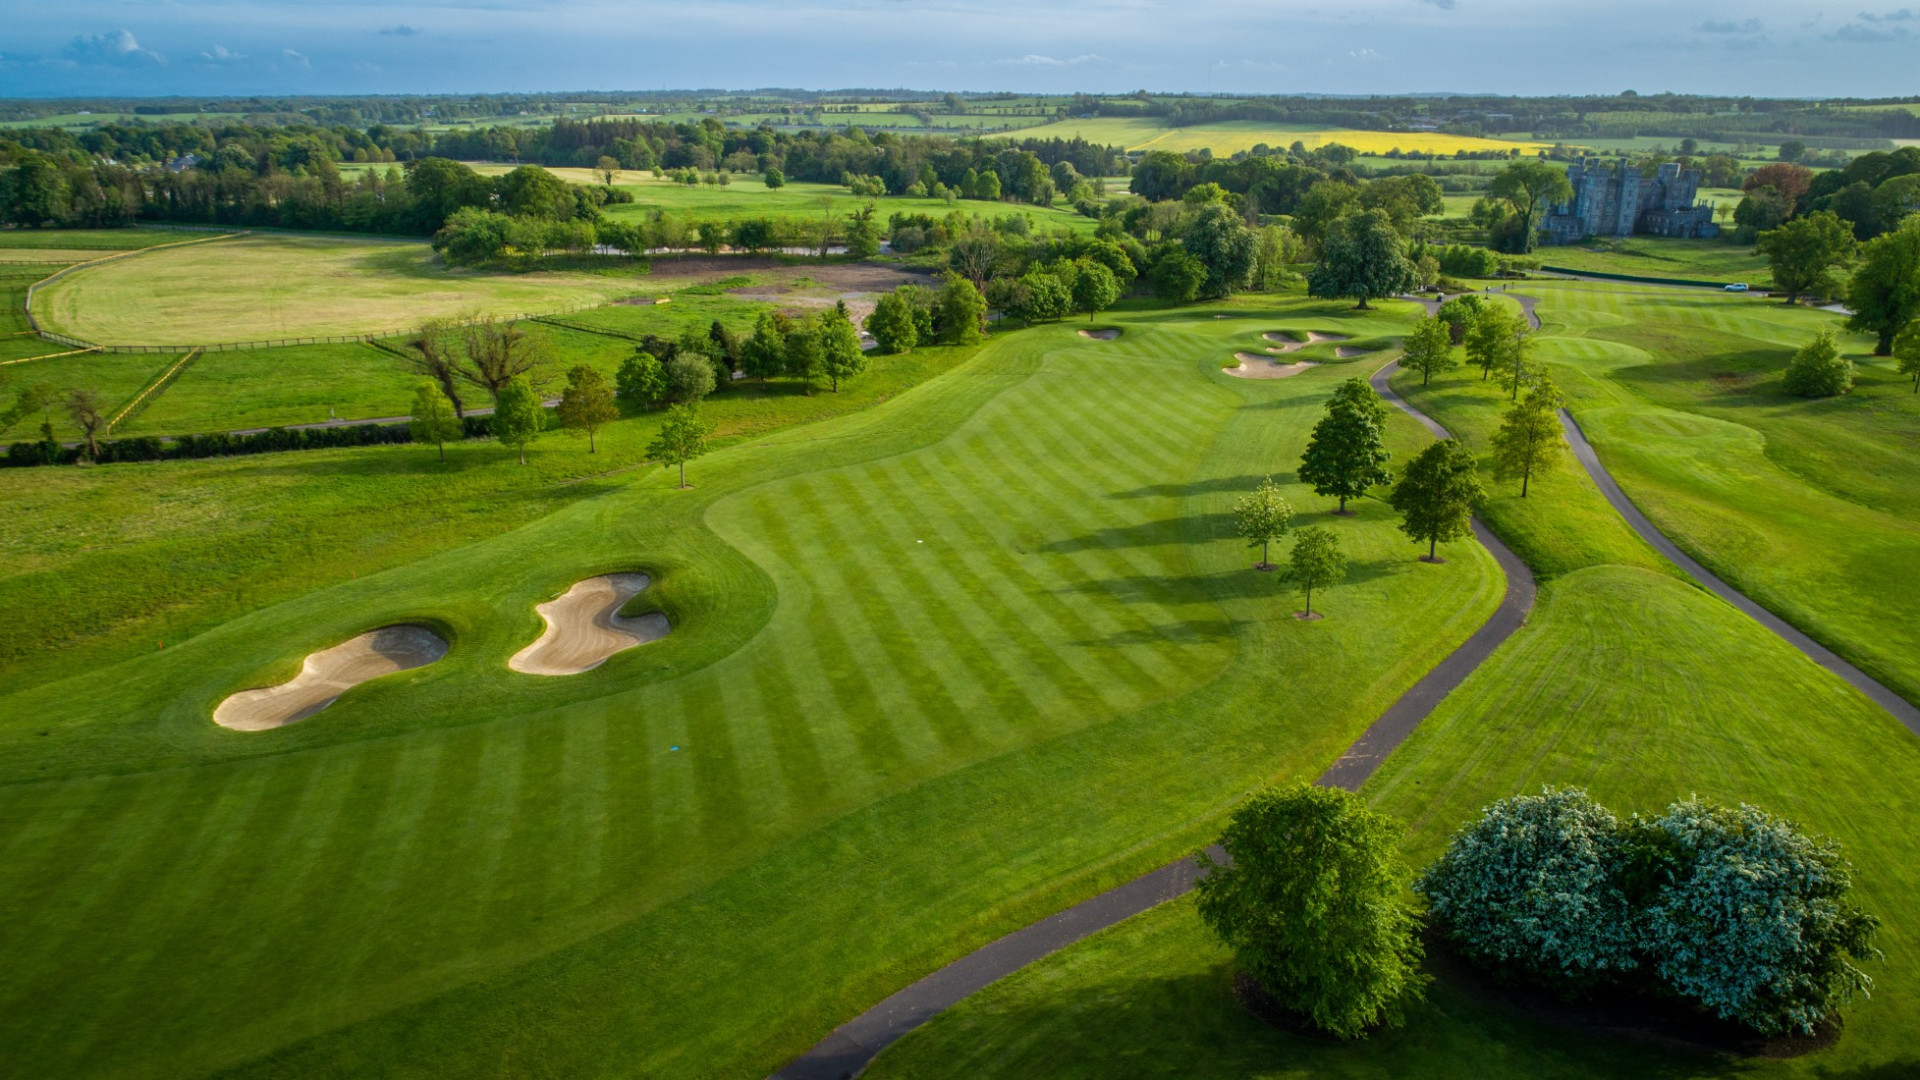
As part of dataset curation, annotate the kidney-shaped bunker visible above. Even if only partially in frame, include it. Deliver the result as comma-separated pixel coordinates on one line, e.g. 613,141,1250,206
213,625,449,731
509,573,671,676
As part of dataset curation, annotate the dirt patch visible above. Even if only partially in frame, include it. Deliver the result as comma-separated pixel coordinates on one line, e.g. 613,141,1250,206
213,625,448,731
509,573,670,676
1226,352,1317,380
724,263,932,327
1078,328,1121,340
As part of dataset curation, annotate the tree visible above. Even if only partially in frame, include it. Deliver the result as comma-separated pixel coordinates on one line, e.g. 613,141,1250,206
936,272,987,344
408,381,463,461
1232,476,1294,570
946,223,1002,288
1465,304,1525,386
783,316,824,393
867,292,919,353
846,203,882,258
1286,526,1347,619
1297,379,1394,513
490,375,543,465
1744,163,1815,214
1147,247,1207,303
1251,224,1305,291
666,350,717,404
1632,798,1879,1036
616,351,667,410
460,319,550,402
1435,294,1485,346
1757,211,1857,304
1390,438,1485,562
1895,320,1920,392
1195,784,1425,1039
596,155,620,186
1487,160,1575,254
1010,268,1072,324
557,364,617,452
819,305,867,392
1307,209,1416,310
406,318,467,417
740,311,790,383
1070,260,1121,321
65,388,107,461
1399,314,1457,386
1490,379,1566,497
1419,788,1638,996
648,403,714,489
763,167,785,189
1846,215,1920,355
1782,329,1854,397
1183,203,1257,299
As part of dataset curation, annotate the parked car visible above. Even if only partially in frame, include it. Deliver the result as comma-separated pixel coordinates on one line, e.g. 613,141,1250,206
1725,283,1750,292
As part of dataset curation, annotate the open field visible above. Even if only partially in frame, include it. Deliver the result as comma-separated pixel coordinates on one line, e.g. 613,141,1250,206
1012,117,1551,157
0,298,1514,1080
1536,237,1769,285
28,234,654,345
0,227,220,250
862,312,1920,1080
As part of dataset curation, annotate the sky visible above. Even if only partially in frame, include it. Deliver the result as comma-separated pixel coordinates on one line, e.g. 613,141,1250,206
0,0,1915,100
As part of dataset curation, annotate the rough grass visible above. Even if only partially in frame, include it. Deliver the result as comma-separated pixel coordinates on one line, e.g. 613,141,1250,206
0,227,201,250
1538,237,1772,286
116,343,424,435
0,352,181,439
29,233,653,345
0,298,1504,1080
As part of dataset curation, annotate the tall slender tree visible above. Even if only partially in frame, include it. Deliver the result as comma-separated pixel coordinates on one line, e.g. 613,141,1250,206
556,364,618,452
1894,320,1920,393
1399,314,1458,386
1286,526,1347,620
1490,380,1567,497
490,375,543,465
408,381,463,462
649,403,714,489
1232,476,1295,570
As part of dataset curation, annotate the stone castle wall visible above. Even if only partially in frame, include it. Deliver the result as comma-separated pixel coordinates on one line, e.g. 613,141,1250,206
1542,157,1718,245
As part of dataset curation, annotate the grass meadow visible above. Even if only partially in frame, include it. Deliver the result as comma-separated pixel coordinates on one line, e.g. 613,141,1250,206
1538,237,1770,286
0,298,1513,1080
27,233,652,345
861,294,1920,1080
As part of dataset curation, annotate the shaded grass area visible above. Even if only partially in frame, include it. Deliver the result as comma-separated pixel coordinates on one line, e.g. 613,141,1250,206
863,302,1920,1080
0,298,1503,1080
0,227,198,250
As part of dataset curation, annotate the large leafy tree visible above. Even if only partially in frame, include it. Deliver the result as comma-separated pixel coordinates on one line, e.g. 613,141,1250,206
1465,304,1526,384
818,305,867,392
1399,314,1457,386
1490,379,1567,498
739,312,789,384
1298,379,1394,512
616,350,667,408
1846,215,1920,355
1308,209,1416,310
1487,160,1574,254
1195,784,1425,1039
648,403,715,489
1756,211,1857,304
1895,319,1920,392
1390,438,1485,562
1070,259,1122,321
1183,203,1258,299
1148,247,1207,303
867,292,919,354
937,272,988,344
1232,476,1294,570
1633,798,1880,1036
1419,788,1638,995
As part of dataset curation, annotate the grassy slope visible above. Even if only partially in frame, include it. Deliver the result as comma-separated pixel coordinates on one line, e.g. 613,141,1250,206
1519,280,1920,706
864,311,1920,1080
0,298,1502,1080
1539,238,1772,287
29,234,651,345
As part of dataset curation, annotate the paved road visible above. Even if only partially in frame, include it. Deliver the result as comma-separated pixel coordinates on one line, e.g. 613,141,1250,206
769,360,1537,1080
1559,410,1920,736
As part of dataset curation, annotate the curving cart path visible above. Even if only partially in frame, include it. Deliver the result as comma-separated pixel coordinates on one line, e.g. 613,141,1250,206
1558,411,1920,735
770,360,1536,1080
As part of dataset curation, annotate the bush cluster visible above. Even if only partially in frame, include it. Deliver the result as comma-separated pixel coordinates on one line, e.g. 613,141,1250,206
1421,788,1880,1036
4,414,502,470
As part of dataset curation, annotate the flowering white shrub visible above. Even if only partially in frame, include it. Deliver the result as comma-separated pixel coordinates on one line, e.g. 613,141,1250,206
1419,787,1638,992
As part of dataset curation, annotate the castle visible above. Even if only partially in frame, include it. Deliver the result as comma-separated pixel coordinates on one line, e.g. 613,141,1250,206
1541,157,1719,245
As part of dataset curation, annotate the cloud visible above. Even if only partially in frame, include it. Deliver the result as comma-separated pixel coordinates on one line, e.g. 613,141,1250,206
996,53,1103,66
1420,0,1458,10
282,48,312,68
1348,48,1384,61
62,30,163,67
379,25,421,37
1696,19,1763,33
1858,7,1917,20
198,45,245,63
1828,21,1911,40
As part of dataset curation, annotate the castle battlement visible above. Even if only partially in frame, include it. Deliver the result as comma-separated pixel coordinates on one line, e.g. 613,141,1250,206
1542,157,1718,245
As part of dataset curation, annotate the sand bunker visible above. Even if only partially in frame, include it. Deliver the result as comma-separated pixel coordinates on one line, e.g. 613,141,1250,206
509,573,670,676
1335,346,1376,359
1078,328,1120,340
1262,331,1351,353
213,625,448,731
1226,352,1318,380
